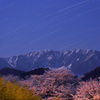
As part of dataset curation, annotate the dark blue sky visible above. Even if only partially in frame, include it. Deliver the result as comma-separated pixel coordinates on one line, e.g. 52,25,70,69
0,0,100,57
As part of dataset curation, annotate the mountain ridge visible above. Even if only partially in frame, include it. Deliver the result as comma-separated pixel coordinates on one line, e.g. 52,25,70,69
82,66,100,81
1,49,100,75
0,67,25,76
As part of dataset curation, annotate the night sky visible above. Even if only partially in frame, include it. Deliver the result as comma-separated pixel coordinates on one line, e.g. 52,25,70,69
0,0,100,57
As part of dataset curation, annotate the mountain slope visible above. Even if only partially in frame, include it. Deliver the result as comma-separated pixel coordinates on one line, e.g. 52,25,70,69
82,66,100,81
0,58,11,69
3,49,100,75
20,68,49,79
0,67,25,76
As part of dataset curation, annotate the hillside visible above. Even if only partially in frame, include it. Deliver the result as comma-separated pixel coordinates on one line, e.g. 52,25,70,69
0,67,25,76
82,66,100,80
20,68,49,79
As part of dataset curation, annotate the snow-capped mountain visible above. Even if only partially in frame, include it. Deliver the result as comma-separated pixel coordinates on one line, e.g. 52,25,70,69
2,49,100,75
0,58,11,69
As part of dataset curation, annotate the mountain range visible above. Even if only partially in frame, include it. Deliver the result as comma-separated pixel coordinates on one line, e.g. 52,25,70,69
0,49,100,75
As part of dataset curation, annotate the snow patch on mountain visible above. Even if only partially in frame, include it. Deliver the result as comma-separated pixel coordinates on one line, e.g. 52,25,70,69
67,64,72,69
48,56,52,60
76,58,80,61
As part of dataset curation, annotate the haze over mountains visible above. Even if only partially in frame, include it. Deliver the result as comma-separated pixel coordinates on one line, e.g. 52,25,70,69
0,49,100,75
